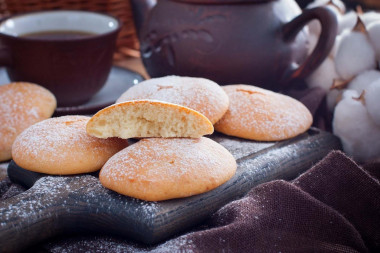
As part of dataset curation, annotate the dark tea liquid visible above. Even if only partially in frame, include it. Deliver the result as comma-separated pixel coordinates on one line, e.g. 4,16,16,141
20,30,96,39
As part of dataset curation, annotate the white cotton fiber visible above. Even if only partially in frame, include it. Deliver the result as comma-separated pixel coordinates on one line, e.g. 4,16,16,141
333,89,380,162
368,21,380,59
347,70,380,94
338,12,357,34
335,30,376,80
365,80,380,126
329,35,342,59
362,11,380,26
307,57,340,92
307,34,318,55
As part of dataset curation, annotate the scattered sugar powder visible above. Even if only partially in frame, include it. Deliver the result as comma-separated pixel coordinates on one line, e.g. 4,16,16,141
45,234,194,253
115,76,229,123
0,175,158,228
211,133,274,160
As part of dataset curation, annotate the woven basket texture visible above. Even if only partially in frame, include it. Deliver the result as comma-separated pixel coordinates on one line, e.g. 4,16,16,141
0,0,140,60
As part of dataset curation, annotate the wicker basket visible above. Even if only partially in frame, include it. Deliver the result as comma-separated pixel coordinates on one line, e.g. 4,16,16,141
0,0,140,60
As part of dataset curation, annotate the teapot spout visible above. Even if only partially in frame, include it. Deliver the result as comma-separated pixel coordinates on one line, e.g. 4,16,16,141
130,0,157,37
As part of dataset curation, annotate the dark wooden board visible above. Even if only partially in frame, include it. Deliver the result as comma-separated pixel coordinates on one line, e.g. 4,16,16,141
0,129,341,252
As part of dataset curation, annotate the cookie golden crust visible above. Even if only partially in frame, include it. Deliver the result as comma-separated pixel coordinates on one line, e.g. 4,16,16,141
86,99,214,139
214,85,313,141
12,116,128,175
99,137,237,201
0,82,57,162
116,75,229,124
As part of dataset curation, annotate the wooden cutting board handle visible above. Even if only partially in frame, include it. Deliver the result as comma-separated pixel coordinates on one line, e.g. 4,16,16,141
0,129,342,252
0,176,84,252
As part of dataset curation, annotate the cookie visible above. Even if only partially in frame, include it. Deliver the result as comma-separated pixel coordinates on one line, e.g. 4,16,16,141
99,137,237,201
12,115,128,175
214,85,313,141
0,82,56,161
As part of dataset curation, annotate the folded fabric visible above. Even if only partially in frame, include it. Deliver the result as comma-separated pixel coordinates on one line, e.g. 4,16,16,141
1,150,378,252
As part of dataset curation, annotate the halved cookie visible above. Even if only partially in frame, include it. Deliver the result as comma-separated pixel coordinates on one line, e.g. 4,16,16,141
86,100,214,139
214,85,313,141
99,137,237,201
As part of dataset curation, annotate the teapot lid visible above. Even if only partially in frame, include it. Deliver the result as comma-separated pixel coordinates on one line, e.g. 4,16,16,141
173,0,273,3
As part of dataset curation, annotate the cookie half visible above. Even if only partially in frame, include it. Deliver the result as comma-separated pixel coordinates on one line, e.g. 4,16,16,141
86,100,214,139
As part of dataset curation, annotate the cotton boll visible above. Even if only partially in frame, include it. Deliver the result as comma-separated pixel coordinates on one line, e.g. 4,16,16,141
365,80,380,126
341,89,358,100
308,20,322,37
338,12,357,34
307,57,340,92
329,35,342,59
307,33,318,55
333,90,380,162
367,21,380,59
307,0,345,11
362,11,380,26
347,70,380,94
335,29,376,80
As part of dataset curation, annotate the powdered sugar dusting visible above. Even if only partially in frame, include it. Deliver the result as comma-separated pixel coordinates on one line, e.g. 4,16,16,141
45,234,194,253
115,76,229,124
215,85,312,141
0,82,56,159
0,175,158,228
211,134,274,160
12,115,127,174
100,137,236,200
102,137,234,183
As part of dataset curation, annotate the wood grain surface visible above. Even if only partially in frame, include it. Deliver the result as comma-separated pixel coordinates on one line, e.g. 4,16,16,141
0,129,341,252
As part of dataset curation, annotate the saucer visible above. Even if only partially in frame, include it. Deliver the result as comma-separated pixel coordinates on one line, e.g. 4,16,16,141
0,66,144,115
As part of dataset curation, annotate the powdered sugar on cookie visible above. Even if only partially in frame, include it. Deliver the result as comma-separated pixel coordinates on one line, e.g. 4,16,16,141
12,116,128,175
215,85,312,141
116,76,229,124
0,82,56,161
100,137,237,201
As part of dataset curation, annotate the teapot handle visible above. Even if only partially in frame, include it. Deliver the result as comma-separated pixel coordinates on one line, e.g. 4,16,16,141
0,17,12,67
281,7,337,87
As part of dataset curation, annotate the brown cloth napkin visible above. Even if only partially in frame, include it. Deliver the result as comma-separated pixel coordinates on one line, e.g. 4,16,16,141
1,151,379,252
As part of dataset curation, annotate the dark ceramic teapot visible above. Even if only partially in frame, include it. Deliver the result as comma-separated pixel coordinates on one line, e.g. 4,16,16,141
131,0,337,91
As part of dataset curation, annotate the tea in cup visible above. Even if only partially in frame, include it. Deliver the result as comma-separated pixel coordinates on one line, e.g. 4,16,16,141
0,10,120,106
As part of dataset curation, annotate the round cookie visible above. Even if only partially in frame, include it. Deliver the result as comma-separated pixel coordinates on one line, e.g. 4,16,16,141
12,115,128,175
116,75,229,124
99,137,237,201
0,82,57,162
86,100,214,139
214,85,313,141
